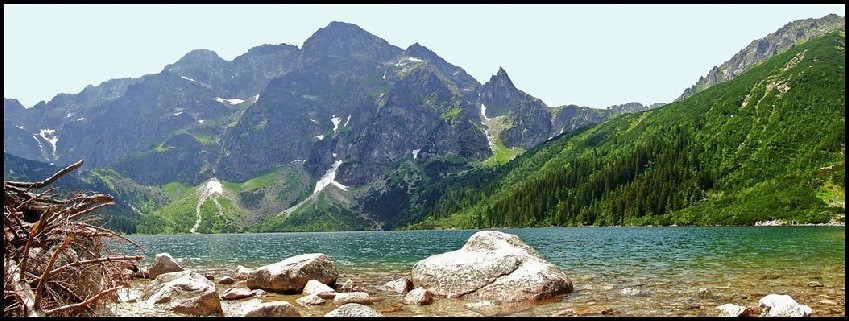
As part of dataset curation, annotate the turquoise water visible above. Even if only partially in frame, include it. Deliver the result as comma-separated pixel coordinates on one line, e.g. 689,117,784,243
112,227,845,316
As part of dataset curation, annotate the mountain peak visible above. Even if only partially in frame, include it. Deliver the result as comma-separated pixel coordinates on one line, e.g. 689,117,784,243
490,67,514,88
181,49,223,62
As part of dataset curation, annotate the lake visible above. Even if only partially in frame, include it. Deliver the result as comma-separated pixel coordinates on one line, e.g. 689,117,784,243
112,227,845,316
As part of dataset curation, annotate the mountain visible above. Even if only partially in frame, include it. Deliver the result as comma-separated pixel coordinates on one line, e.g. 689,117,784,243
3,153,141,233
412,31,845,229
677,14,844,101
4,21,666,234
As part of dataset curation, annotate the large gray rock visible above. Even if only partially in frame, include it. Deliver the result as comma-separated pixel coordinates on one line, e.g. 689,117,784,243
148,253,184,279
247,253,339,293
403,287,433,305
325,303,384,317
716,304,751,317
411,231,572,302
239,300,301,317
758,294,812,317
143,270,222,316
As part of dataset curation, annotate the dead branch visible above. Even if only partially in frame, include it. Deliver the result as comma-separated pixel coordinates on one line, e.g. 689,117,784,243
3,159,141,317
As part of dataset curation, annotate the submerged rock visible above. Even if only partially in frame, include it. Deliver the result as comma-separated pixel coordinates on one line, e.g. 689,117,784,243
620,287,648,297
239,300,301,317
246,253,338,293
758,294,812,317
221,287,254,300
403,287,434,305
716,304,751,317
148,253,184,279
333,292,373,305
296,294,326,306
143,270,222,316
234,265,252,280
411,231,572,302
325,303,384,317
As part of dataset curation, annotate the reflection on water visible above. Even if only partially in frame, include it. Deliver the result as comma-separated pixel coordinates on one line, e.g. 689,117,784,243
111,227,845,316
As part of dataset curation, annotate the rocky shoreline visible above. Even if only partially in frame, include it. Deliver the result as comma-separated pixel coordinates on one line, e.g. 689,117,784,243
108,231,833,317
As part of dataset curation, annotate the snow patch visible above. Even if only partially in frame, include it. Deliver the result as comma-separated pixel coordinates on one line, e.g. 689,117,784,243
332,152,337,158
290,159,306,164
191,178,225,234
198,119,205,124
408,57,423,62
205,180,223,196
382,70,387,79
76,118,85,121
215,97,245,105
344,115,352,127
173,111,183,116
310,118,319,124
316,135,324,141
39,129,59,160
331,115,341,134
413,149,421,160
181,76,196,82
15,125,24,130
480,104,489,122
66,112,72,118
313,160,348,193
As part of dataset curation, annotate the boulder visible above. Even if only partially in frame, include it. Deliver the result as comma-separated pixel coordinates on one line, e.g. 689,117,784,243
296,294,326,306
143,270,222,316
219,276,236,285
716,304,751,317
304,279,337,298
239,300,301,317
333,292,373,305
221,287,255,300
325,303,384,317
148,253,184,279
411,231,572,302
403,287,433,305
382,277,413,294
758,294,812,317
246,253,338,293
234,265,252,280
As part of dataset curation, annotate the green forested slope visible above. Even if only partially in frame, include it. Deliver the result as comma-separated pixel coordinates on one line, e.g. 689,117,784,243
412,32,845,228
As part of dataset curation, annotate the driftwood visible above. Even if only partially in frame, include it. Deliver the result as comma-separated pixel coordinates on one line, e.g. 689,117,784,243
3,160,142,317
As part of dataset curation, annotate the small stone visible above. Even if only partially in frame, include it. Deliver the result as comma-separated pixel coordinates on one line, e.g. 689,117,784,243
205,273,215,281
339,279,355,292
818,299,838,306
219,276,236,285
697,287,713,299
402,287,433,305
556,308,576,317
325,303,384,317
716,304,751,317
807,281,824,288
620,287,647,297
334,292,372,305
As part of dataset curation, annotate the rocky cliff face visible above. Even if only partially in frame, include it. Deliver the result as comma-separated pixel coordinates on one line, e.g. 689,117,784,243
678,14,844,101
3,21,662,232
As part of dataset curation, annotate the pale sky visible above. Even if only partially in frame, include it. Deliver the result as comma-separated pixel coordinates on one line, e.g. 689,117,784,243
4,4,845,109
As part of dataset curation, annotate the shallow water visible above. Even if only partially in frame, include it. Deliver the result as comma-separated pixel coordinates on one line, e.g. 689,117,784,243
111,227,845,316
